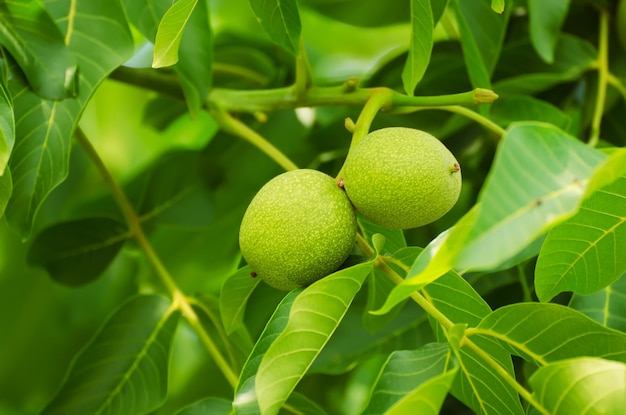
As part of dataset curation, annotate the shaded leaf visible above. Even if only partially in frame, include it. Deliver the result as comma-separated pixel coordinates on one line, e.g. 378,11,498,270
402,0,433,95
220,265,262,335
5,0,134,238
175,397,232,415
0,0,77,99
529,357,626,415
282,393,328,415
0,166,11,218
27,217,129,286
528,0,571,63
453,0,509,88
473,303,626,365
0,72,13,174
490,95,571,131
364,343,454,414
249,0,301,56
570,272,626,332
153,0,198,68
256,262,373,415
41,295,180,415
536,176,626,301
386,366,458,415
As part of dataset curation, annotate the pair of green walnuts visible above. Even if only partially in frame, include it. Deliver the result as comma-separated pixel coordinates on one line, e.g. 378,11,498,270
239,127,462,290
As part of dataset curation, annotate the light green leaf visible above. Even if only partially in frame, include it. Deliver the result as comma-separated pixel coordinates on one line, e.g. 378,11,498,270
528,0,571,63
570,272,626,332
255,262,373,415
402,0,433,95
249,0,301,56
473,303,626,365
27,217,129,287
220,265,262,335
453,0,509,88
0,73,13,174
0,166,11,218
584,148,626,197
364,343,454,414
491,0,505,13
536,176,626,301
152,0,198,68
175,397,232,415
41,295,180,415
529,357,626,415
386,367,459,415
0,0,77,99
5,0,134,239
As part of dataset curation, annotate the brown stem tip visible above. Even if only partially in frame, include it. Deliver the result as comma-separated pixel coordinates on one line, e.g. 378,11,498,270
337,178,345,188
250,271,257,278
451,163,461,174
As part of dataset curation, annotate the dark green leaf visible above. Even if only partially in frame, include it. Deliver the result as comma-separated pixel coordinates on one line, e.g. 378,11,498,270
570,272,626,332
153,0,198,67
0,166,10,218
473,303,626,365
528,0,571,63
364,343,454,414
490,95,571,131
5,0,134,238
175,397,232,415
255,262,373,415
41,295,180,415
0,72,13,174
536,176,626,301
27,217,129,287
529,358,626,415
453,0,509,87
402,0,433,95
0,0,77,99
220,265,262,335
249,0,301,56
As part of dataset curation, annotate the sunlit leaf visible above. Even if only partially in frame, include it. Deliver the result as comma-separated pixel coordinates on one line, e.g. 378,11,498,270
584,148,626,197
536,176,626,301
220,265,262,335
153,0,198,68
491,0,505,13
175,397,232,415
570,272,626,332
529,357,626,415
249,0,301,56
0,166,11,218
364,343,454,414
452,0,509,88
0,0,77,99
0,73,14,174
473,303,626,365
528,0,571,63
402,0,433,95
27,217,129,286
41,295,180,415
255,262,374,415
5,0,134,238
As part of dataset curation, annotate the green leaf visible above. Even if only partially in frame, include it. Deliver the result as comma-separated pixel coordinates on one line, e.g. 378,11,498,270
490,95,571,131
491,0,505,13
584,148,626,198
402,0,433,95
220,265,262,335
0,166,11,218
152,0,198,68
386,367,459,415
41,295,180,415
249,0,301,56
5,0,134,239
175,397,232,415
0,0,77,99
255,262,373,415
0,73,14,174
364,343,454,414
452,0,509,88
529,357,626,415
473,303,626,365
536,176,626,301
528,0,571,63
27,217,129,286
570,272,626,332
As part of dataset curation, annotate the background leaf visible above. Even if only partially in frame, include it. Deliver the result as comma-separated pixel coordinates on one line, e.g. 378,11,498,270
5,0,134,238
402,0,433,95
528,0,571,63
0,0,77,99
220,265,261,335
490,95,571,131
249,0,301,56
0,74,14,174
41,295,180,415
255,262,373,415
535,176,626,301
152,0,198,68
529,357,626,415
0,166,11,218
27,217,129,286
569,272,626,333
473,303,626,365
175,397,232,415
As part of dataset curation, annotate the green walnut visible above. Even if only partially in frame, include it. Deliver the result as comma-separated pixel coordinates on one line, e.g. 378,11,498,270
342,127,462,229
239,169,357,291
